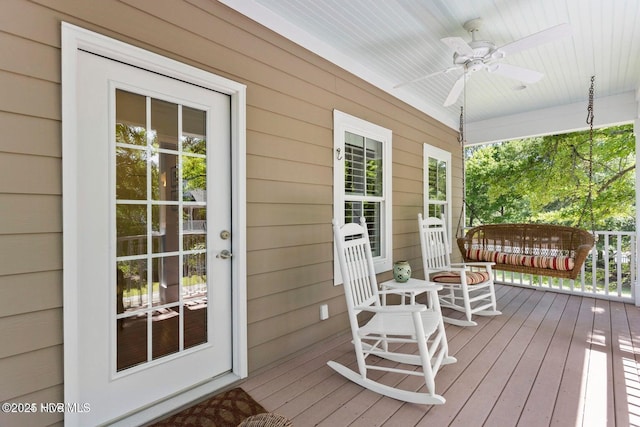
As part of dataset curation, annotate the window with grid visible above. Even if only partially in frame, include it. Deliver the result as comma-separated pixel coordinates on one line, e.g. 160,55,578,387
423,143,452,242
334,110,392,283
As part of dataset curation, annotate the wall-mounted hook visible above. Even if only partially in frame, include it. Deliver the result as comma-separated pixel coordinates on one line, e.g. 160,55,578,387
336,147,343,160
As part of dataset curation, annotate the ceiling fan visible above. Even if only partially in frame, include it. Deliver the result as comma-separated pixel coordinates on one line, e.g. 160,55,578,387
395,18,572,106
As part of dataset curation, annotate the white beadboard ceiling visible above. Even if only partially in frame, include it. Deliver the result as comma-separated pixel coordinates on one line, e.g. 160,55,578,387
220,0,640,144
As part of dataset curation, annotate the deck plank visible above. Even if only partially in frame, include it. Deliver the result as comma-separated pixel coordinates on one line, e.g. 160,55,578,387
549,296,597,426
237,285,640,426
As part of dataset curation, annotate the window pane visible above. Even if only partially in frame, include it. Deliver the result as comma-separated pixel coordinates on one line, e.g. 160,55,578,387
117,260,148,311
117,312,148,371
152,205,179,254
151,99,178,150
344,200,381,257
183,106,207,155
116,147,147,200
428,158,447,201
151,152,179,201
182,156,206,202
364,202,381,257
184,207,207,250
345,132,365,195
116,204,147,257
345,200,362,224
152,309,179,360
437,159,447,200
345,132,383,197
116,90,146,146
365,138,383,197
152,256,180,306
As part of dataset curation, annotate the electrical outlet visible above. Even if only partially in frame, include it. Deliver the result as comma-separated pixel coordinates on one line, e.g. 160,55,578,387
320,304,329,320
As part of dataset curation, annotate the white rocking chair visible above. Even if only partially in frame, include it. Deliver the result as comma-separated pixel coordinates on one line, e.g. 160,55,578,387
329,217,456,405
419,214,501,327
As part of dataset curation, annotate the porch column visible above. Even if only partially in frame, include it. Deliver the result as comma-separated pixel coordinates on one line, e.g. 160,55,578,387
635,88,640,306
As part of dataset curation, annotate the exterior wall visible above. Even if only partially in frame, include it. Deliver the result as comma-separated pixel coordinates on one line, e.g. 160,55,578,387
0,0,459,425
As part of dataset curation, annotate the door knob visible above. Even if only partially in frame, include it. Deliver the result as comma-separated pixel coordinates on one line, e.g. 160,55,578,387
217,249,232,259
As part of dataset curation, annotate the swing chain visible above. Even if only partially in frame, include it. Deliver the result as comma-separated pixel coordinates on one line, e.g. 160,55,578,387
583,75,597,237
458,106,464,144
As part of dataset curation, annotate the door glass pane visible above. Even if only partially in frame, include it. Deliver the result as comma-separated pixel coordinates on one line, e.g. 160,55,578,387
116,204,147,257
116,90,146,146
114,90,210,372
151,99,178,150
151,152,179,201
182,156,206,202
152,205,179,254
152,310,179,360
116,147,147,200
183,106,206,154
152,256,180,306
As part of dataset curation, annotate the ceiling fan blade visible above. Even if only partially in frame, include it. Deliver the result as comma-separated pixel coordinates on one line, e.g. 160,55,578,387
441,37,474,57
443,74,467,107
394,66,460,88
496,23,572,57
487,63,544,83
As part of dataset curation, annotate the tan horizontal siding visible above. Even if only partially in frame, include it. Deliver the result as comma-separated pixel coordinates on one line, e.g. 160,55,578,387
247,180,331,205
0,112,61,158
0,384,64,427
0,345,62,402
248,279,343,325
0,195,61,234
0,234,62,276
0,153,61,195
248,224,331,251
247,306,348,372
247,203,332,227
247,155,331,185
247,244,332,276
247,131,331,163
0,271,62,318
0,308,62,359
0,70,59,120
0,31,60,82
247,262,333,300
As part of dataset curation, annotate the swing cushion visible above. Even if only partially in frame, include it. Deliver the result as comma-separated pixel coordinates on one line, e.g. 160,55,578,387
465,249,575,271
431,270,491,285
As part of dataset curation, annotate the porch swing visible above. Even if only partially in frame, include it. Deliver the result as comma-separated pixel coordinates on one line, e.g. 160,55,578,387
455,77,596,280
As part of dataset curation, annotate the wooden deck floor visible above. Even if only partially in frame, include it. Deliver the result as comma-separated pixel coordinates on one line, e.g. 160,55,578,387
240,284,640,426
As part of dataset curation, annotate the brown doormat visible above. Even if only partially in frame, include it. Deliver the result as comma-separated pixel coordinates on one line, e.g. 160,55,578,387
149,387,267,426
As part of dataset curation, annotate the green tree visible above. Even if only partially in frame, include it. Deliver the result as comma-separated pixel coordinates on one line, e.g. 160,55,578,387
464,124,635,231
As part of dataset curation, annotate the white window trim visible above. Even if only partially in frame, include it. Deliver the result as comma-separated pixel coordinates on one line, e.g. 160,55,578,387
333,110,392,284
423,143,453,244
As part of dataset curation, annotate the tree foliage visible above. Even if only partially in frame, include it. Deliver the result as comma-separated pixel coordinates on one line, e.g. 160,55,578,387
464,124,635,231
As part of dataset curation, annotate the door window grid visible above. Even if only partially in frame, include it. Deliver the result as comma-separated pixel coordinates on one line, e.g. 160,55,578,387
115,89,208,371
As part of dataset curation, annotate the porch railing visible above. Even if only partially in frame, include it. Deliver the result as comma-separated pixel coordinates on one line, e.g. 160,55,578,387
492,230,636,303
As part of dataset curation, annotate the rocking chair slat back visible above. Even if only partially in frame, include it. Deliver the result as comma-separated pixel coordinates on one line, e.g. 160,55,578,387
420,216,451,271
334,221,378,311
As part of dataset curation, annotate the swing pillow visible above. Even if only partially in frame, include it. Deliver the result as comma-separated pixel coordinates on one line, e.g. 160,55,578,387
431,270,491,285
465,249,574,271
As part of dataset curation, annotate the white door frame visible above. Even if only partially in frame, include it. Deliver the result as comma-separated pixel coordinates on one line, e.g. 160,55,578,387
61,23,247,426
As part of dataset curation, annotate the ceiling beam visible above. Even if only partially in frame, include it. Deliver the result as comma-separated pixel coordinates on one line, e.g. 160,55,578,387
466,91,637,145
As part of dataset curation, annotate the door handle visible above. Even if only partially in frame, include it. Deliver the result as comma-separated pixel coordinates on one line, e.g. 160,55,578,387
217,249,233,260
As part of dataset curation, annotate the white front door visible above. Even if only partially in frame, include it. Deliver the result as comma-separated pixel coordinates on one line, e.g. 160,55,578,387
70,49,232,425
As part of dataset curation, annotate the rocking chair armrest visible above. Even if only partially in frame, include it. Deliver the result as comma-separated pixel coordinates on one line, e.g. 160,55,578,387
357,304,427,313
451,262,495,268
